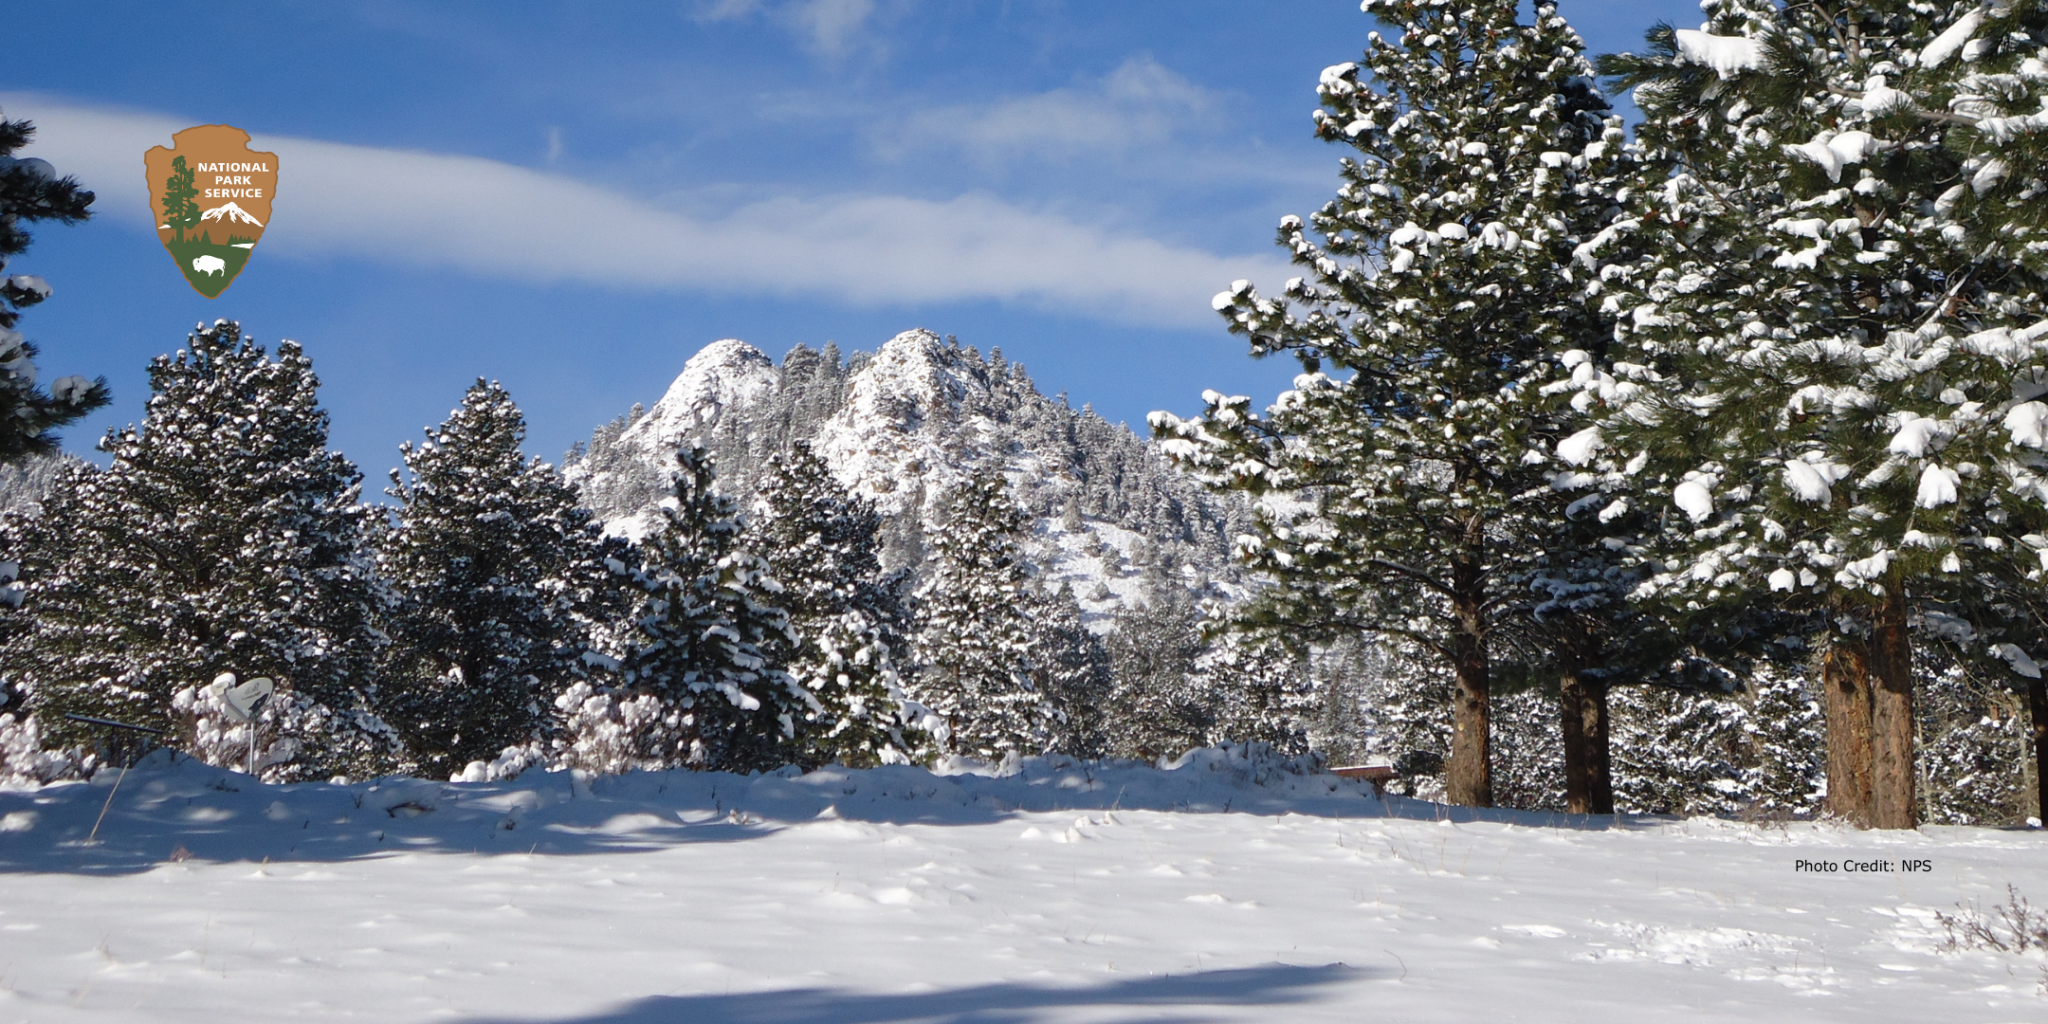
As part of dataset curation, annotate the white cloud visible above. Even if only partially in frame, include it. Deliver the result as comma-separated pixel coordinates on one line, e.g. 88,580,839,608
785,0,876,55
887,56,1217,166
5,93,1288,327
691,0,891,57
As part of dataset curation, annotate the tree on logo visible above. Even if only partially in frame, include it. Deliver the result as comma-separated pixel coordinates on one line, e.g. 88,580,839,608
160,155,198,243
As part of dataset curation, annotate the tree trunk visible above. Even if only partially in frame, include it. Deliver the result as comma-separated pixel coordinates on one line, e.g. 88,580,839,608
1446,627,1491,807
2027,671,2048,826
1821,640,1875,827
1868,586,1917,829
1444,516,1491,808
1560,660,1613,815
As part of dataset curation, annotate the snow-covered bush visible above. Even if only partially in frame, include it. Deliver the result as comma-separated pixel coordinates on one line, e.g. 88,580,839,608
171,677,401,784
548,680,689,776
0,712,87,785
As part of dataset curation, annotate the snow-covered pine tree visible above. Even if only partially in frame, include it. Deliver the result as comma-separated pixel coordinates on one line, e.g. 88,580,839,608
1031,582,1113,759
1584,1,2048,827
0,112,109,463
1915,640,2032,824
5,321,393,779
376,380,612,778
605,443,809,771
1202,626,1317,756
1357,637,1456,800
1103,591,1209,761
1491,685,1566,811
1609,668,1824,818
749,440,925,767
1153,0,1630,806
1739,665,1829,817
910,472,1057,761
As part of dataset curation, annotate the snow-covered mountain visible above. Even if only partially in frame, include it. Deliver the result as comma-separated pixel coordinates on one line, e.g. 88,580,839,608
564,329,1251,627
199,202,263,227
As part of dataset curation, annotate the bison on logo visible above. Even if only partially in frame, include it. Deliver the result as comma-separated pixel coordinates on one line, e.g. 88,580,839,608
144,125,277,298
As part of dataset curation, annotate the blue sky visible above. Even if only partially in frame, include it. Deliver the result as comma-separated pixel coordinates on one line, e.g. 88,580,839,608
4,0,1702,478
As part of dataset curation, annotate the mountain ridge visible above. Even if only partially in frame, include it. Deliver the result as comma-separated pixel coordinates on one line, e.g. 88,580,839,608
564,329,1252,629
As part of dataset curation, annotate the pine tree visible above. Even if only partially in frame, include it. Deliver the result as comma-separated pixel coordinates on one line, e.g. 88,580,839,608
1029,582,1112,758
376,380,612,778
1609,668,1825,818
910,472,1057,760
749,440,925,767
1916,641,2031,824
1103,592,1209,760
1153,0,1630,806
0,113,110,462
1358,637,1456,798
1584,1,2048,827
1202,627,1316,756
4,321,392,779
1491,686,1566,811
592,444,808,771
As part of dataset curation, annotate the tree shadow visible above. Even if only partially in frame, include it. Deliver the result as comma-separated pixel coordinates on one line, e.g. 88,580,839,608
456,963,1370,1024
0,751,1662,877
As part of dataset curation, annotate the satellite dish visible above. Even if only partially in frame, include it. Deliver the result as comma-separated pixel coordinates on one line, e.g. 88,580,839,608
221,677,274,724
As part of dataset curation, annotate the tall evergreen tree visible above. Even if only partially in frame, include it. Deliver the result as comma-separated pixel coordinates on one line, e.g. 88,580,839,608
1103,592,1209,760
3,321,390,778
608,444,809,771
1584,0,2048,827
1202,627,1317,756
750,440,925,767
1032,581,1113,758
376,380,612,778
911,472,1057,760
0,112,110,462
1153,0,1630,806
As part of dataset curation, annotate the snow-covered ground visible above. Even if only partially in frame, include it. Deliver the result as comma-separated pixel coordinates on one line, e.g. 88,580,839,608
2,748,2043,1022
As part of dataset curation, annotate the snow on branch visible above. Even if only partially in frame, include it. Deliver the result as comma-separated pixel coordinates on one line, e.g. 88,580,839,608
1673,29,1764,79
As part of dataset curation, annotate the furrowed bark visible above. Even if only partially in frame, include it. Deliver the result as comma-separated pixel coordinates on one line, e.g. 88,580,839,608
1867,585,1917,829
1444,517,1490,808
1447,627,1491,807
1560,661,1613,815
1821,640,1875,828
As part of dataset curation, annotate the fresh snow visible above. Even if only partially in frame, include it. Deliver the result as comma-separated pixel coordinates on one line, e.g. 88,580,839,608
1915,464,1961,508
1919,9,1985,69
1784,131,1878,184
1673,29,1764,79
1782,460,1836,505
1672,479,1714,523
1556,426,1602,466
4,751,2044,1022
1886,414,1944,458
2005,401,2048,448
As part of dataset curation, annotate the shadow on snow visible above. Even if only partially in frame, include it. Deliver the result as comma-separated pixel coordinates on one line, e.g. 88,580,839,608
453,963,1374,1024
1,747,1664,876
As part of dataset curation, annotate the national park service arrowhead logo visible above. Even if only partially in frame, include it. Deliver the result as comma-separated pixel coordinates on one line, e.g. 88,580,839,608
144,125,277,298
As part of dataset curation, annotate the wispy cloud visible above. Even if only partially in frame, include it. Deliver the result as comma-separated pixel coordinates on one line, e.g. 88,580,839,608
689,0,900,57
884,56,1219,167
6,93,1289,327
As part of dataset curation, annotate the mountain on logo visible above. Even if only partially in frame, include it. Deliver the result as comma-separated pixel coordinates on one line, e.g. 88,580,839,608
200,202,264,228
146,125,278,298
